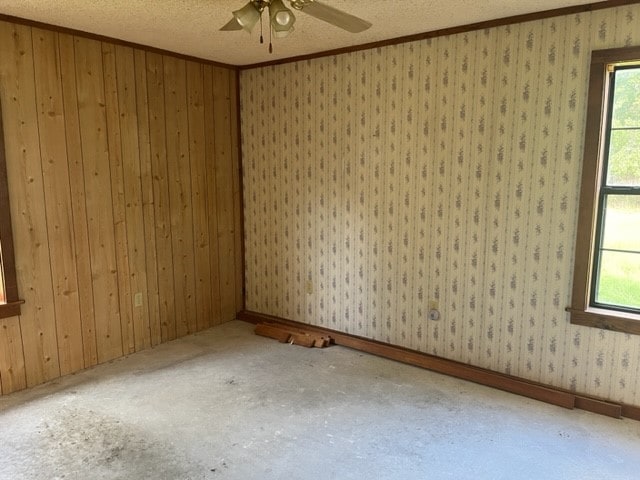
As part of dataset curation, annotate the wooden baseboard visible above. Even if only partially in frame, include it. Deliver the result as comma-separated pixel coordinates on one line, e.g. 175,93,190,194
574,396,622,418
238,310,638,421
621,404,640,421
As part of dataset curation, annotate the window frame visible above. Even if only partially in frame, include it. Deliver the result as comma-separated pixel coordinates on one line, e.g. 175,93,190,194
568,46,640,335
0,98,22,319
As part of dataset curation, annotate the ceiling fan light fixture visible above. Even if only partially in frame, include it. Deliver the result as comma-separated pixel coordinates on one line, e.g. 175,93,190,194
221,0,371,55
275,10,292,26
233,2,261,33
269,0,296,34
273,25,295,38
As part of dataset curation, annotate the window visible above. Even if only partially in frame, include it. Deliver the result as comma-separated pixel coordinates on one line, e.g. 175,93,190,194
0,99,22,319
569,46,640,335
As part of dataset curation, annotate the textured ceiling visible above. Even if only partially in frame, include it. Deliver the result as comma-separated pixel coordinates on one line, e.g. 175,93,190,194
0,0,596,66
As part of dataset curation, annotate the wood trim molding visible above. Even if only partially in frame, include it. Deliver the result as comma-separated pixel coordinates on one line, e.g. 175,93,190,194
240,0,640,69
568,307,640,335
569,53,606,314
238,310,639,421
0,98,22,319
0,13,238,71
574,396,622,418
0,301,25,320
568,45,640,334
622,404,640,421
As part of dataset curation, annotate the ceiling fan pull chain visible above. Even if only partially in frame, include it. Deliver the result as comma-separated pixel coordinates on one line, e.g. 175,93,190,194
259,12,264,44
269,15,273,54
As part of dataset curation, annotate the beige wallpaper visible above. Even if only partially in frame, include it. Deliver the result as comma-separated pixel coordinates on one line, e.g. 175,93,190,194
240,4,640,405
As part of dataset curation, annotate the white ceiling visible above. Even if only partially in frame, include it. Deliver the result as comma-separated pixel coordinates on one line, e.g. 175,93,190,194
0,0,596,66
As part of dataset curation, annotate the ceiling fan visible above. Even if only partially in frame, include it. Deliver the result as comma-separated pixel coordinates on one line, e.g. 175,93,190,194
221,0,372,52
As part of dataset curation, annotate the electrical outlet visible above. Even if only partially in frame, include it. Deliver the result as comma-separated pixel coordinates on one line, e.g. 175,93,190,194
134,292,143,307
305,280,313,294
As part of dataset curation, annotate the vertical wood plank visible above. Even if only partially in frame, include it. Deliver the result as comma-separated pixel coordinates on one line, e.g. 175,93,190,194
0,318,27,394
31,28,84,375
102,42,135,355
212,67,236,322
187,61,213,331
203,65,223,326
146,52,177,342
134,49,162,347
229,70,244,314
116,44,151,351
74,36,123,363
0,23,61,387
164,55,197,337
58,33,98,368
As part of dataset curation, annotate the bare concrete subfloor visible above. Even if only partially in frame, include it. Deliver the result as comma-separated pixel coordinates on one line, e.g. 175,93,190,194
1,320,639,480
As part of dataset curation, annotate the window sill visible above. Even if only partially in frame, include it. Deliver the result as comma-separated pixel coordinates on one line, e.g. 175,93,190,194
567,306,640,335
0,300,23,320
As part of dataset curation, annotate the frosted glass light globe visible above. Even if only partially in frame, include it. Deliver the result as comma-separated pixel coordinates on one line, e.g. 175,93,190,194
275,11,291,25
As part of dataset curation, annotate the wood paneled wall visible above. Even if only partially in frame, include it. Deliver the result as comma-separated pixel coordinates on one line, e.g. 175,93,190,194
0,20,243,396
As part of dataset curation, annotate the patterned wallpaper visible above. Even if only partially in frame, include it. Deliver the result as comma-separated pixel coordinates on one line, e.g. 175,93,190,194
240,4,640,405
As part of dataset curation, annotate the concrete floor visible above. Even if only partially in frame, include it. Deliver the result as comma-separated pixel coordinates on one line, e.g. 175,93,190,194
1,321,639,480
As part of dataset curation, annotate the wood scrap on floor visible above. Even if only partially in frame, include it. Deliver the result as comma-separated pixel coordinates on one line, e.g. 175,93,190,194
255,323,332,348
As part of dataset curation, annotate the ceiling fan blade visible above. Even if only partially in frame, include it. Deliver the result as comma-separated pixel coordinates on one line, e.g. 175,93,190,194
299,1,371,33
220,17,243,31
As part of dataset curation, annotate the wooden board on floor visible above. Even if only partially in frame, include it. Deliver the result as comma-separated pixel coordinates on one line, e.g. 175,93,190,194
255,322,332,348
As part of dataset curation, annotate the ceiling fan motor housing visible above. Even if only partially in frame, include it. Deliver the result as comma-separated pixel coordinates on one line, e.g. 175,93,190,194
251,0,270,12
290,0,312,10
